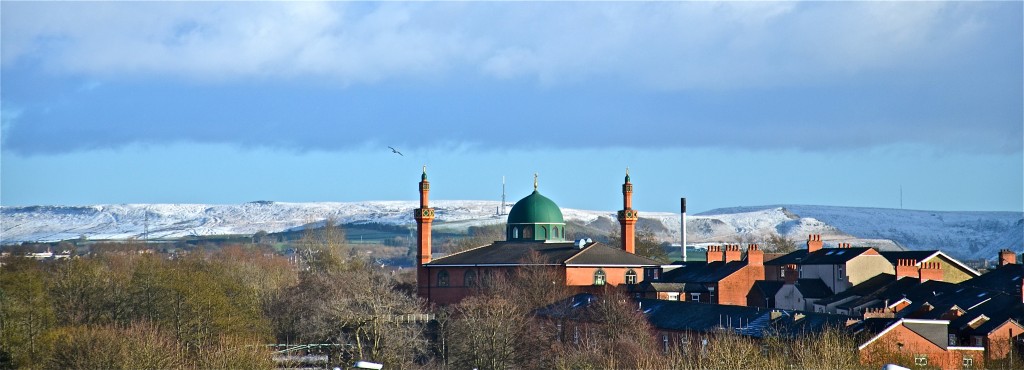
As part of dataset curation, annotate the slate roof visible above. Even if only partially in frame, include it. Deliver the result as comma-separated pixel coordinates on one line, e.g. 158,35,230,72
635,298,850,338
636,281,708,293
799,247,874,265
903,320,952,349
764,250,808,266
765,247,875,266
426,241,661,267
880,250,940,265
658,261,747,283
949,294,1024,336
816,274,896,306
795,278,834,299
537,294,851,339
961,263,1023,296
752,280,785,299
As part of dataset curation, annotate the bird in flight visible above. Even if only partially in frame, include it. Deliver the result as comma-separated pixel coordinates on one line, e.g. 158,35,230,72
388,146,403,156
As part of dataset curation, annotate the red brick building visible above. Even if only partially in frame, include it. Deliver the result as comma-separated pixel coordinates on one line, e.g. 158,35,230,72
636,244,765,306
415,169,662,305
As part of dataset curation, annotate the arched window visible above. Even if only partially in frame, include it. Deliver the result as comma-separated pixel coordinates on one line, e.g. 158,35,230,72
553,227,560,239
594,269,606,286
625,269,637,285
540,226,548,239
523,227,533,239
512,227,519,239
438,270,450,287
464,270,477,287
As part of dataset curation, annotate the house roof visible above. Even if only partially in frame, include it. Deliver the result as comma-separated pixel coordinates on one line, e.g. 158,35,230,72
426,240,661,267
949,294,1024,336
658,260,747,283
636,281,709,293
815,274,896,306
961,263,1023,296
764,250,808,266
799,247,875,265
795,278,834,299
858,319,951,351
753,280,785,298
538,294,850,339
636,298,850,338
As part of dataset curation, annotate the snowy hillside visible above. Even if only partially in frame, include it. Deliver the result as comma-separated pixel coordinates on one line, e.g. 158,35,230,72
2,202,1020,261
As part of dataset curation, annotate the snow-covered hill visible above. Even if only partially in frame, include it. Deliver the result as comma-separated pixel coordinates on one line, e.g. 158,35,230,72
2,202,1020,261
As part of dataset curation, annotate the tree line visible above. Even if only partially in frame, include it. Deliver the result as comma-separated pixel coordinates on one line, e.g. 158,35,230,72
4,221,908,369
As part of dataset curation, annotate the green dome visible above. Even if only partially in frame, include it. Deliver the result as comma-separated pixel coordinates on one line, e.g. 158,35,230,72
507,190,564,225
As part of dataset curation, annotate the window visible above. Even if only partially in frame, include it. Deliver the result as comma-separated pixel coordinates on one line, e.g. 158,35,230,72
524,227,533,239
464,270,477,287
914,355,928,367
625,269,638,285
512,227,519,239
691,293,701,301
838,266,845,280
666,292,680,301
553,227,560,238
962,356,973,368
799,267,804,278
540,226,548,239
780,268,785,278
972,336,984,347
594,269,606,286
438,270,450,287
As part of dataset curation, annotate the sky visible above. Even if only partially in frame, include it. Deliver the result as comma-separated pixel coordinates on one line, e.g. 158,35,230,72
1,2,1021,214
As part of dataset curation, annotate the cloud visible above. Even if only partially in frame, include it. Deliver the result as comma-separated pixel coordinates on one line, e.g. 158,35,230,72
2,2,1013,89
0,2,1020,155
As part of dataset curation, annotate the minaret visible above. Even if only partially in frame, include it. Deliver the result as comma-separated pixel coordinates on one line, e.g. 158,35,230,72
617,168,638,254
415,166,435,298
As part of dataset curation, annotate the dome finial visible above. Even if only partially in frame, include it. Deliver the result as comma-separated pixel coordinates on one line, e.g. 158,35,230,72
422,165,427,180
625,166,631,183
533,173,538,191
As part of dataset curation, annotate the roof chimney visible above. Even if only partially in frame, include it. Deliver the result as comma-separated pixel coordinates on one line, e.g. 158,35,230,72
895,259,917,280
999,249,1016,266
918,261,943,283
807,234,823,253
784,264,798,284
707,246,723,263
747,244,764,266
724,244,742,263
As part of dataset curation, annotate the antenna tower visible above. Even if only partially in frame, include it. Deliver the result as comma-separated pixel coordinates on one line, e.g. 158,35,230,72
500,176,507,215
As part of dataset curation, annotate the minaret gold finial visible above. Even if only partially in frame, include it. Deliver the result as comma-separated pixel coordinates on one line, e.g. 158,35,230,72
626,166,629,176
421,165,427,180
423,165,426,174
534,173,538,191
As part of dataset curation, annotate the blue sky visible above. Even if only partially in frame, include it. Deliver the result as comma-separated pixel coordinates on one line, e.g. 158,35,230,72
2,2,1021,213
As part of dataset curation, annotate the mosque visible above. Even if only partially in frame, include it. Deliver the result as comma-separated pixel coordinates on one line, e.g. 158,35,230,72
413,168,662,305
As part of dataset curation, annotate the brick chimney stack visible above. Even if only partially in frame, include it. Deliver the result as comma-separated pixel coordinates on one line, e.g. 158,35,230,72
707,246,723,263
784,264,798,284
999,249,1017,266
838,242,851,248
747,244,764,266
724,244,742,263
895,258,917,280
918,261,943,283
807,234,823,253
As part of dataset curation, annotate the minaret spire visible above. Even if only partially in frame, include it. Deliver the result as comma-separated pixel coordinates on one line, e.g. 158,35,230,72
415,166,435,298
533,172,538,191
618,167,637,254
